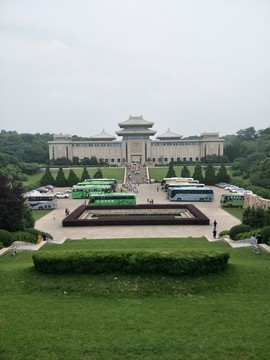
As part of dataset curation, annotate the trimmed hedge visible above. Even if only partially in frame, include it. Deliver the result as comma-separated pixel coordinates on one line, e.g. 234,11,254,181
32,250,230,276
229,224,251,240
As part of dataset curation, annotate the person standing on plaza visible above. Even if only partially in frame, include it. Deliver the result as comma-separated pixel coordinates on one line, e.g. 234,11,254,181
213,220,217,230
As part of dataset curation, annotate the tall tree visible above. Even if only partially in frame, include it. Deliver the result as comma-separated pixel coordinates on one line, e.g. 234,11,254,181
55,167,68,187
181,165,190,178
192,164,204,183
166,162,176,178
81,167,90,182
67,169,80,186
204,164,216,185
93,169,103,178
216,164,230,183
0,173,27,231
40,166,55,186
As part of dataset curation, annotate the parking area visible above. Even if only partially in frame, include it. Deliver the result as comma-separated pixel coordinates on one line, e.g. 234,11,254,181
35,184,241,241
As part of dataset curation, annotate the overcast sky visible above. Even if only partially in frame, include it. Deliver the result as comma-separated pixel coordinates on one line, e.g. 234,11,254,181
0,0,269,139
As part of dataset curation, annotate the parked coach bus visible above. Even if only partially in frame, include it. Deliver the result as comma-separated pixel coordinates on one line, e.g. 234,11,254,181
220,193,245,207
166,183,205,198
76,180,116,191
169,187,214,202
165,182,205,192
161,177,199,189
26,193,57,210
72,184,113,199
88,193,136,206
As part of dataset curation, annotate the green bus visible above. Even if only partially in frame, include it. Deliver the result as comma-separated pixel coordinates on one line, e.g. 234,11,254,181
88,193,136,206
72,184,113,199
220,193,245,207
83,178,117,185
77,180,116,191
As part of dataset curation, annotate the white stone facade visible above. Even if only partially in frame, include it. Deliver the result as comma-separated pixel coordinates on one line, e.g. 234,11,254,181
48,116,224,164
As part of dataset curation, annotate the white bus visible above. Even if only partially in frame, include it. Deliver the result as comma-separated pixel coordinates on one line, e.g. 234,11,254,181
161,177,199,189
166,183,205,198
26,194,57,210
169,187,214,202
165,182,205,192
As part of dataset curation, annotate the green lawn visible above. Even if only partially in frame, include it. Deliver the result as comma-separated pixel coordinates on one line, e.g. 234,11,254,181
222,207,244,221
1,237,270,360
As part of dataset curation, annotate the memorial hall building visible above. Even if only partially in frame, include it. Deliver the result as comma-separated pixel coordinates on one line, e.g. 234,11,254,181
48,116,224,165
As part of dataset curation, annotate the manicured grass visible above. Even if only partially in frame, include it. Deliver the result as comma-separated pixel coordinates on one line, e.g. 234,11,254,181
32,209,52,221
1,237,270,359
222,207,243,221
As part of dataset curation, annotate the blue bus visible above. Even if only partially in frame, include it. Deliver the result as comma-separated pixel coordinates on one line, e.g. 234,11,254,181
169,187,214,202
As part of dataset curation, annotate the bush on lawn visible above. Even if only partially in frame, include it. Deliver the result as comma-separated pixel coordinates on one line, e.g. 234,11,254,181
32,250,230,276
0,229,13,247
260,226,270,245
229,224,251,240
24,228,53,240
12,231,36,243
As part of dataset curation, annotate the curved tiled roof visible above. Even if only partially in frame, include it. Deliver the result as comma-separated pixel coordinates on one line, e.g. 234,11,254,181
118,115,154,128
90,129,116,141
156,128,182,140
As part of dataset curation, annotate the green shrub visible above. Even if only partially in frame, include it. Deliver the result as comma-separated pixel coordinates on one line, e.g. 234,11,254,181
219,230,230,237
0,229,13,247
260,226,270,244
12,231,36,243
229,224,251,240
33,250,230,276
24,228,52,240
0,242,3,249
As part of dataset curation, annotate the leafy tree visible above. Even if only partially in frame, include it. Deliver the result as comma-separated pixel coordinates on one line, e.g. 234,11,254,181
236,127,257,141
72,156,80,165
192,164,204,183
67,169,80,186
94,169,103,178
216,164,230,183
250,157,270,189
166,162,176,178
40,167,55,186
181,165,190,178
0,172,27,232
89,156,98,165
81,167,90,182
204,164,216,185
242,207,267,228
55,167,68,187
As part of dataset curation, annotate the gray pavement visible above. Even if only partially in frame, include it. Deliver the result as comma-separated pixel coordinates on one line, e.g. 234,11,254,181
34,184,241,241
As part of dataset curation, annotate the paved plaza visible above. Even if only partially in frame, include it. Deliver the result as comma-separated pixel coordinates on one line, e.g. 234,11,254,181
35,184,241,242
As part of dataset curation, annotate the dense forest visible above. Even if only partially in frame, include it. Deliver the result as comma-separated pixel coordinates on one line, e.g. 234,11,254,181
0,127,270,190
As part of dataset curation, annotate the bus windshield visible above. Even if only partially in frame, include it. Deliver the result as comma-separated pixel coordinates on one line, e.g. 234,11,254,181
169,187,214,202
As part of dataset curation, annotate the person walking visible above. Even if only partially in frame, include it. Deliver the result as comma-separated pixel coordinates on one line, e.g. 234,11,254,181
213,220,217,230
213,228,217,239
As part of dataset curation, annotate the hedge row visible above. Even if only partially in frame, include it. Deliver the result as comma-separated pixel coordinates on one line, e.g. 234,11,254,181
32,250,230,276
